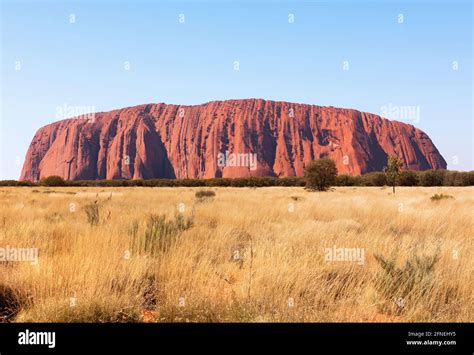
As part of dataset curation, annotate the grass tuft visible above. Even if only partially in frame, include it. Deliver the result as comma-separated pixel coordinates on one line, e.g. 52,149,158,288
373,251,439,315
130,213,193,256
84,201,100,225
430,193,454,201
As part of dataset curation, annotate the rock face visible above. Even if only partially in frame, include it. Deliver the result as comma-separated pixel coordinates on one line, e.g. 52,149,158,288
20,99,446,181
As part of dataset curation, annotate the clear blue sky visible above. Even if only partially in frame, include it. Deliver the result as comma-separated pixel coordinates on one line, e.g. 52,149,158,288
1,0,472,179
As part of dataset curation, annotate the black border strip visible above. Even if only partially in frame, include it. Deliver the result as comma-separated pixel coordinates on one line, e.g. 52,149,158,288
0,323,472,354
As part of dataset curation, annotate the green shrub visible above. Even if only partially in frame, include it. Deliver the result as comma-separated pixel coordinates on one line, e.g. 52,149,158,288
361,172,387,186
397,170,419,186
245,176,274,187
457,172,472,186
205,178,231,187
0,180,35,187
277,176,305,186
39,176,66,187
130,179,144,187
336,174,360,186
230,178,249,187
467,171,474,185
443,171,472,186
304,158,338,191
420,170,445,186
2,169,472,188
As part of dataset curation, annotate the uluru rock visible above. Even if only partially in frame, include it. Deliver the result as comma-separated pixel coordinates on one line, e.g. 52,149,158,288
20,99,446,181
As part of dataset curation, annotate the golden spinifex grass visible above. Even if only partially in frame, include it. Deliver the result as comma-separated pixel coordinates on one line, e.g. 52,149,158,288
0,186,472,322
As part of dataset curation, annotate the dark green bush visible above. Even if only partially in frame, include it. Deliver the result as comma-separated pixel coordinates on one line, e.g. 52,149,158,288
2,169,473,188
277,176,305,186
361,172,387,186
398,170,419,186
230,178,249,187
39,175,66,187
467,171,474,185
0,180,34,186
336,174,360,186
443,171,473,186
420,170,445,186
205,178,232,187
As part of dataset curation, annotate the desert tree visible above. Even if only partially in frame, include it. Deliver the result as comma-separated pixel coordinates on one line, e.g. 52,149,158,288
304,158,338,191
384,155,403,193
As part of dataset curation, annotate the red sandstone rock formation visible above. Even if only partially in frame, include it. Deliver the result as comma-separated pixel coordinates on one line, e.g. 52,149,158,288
20,99,446,181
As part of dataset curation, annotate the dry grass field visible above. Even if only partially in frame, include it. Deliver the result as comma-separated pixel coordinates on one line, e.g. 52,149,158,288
0,186,472,322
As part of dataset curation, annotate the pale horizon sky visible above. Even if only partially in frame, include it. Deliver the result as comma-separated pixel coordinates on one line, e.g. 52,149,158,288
1,0,472,179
